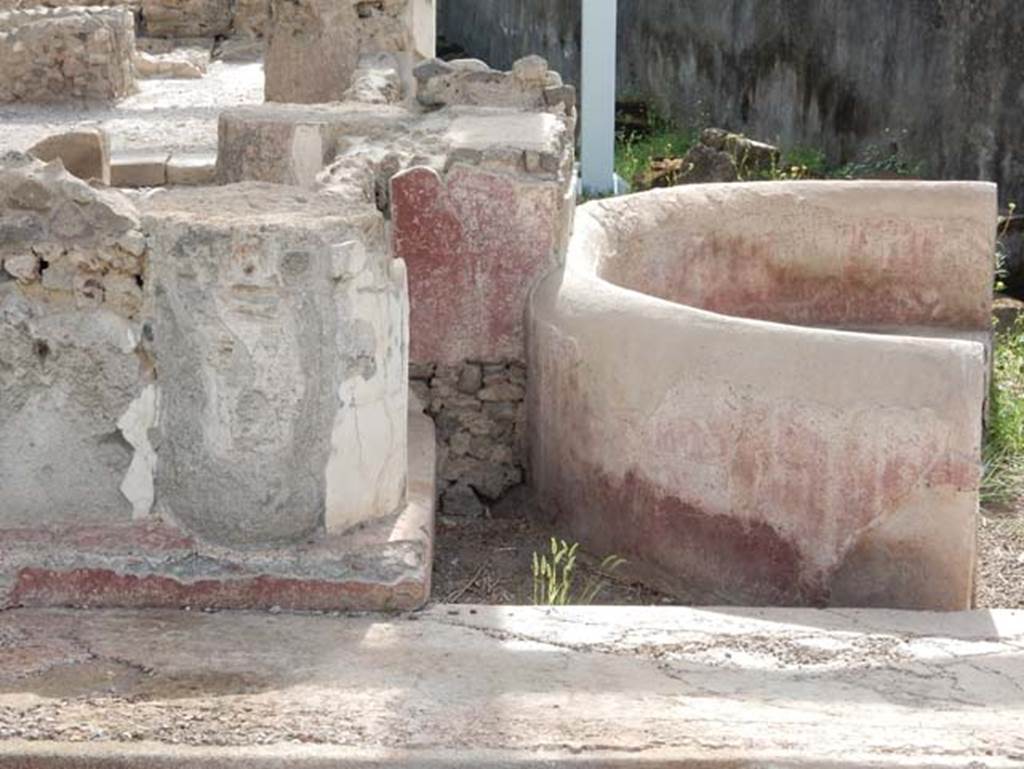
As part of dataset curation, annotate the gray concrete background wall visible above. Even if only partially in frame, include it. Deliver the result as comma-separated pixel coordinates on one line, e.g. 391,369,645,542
437,0,1024,206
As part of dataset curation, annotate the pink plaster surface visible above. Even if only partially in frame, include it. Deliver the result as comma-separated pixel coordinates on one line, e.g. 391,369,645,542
598,182,995,332
529,181,995,610
391,164,566,364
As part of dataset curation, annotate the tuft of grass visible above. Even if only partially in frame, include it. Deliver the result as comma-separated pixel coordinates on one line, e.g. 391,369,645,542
532,537,625,605
983,316,1024,511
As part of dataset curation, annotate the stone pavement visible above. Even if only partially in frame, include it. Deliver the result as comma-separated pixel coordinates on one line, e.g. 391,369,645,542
1,605,1022,767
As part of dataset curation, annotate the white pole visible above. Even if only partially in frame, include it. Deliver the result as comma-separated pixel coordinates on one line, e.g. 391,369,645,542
581,0,618,196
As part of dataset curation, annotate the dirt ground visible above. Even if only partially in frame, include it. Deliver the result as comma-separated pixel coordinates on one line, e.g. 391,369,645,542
976,504,1024,609
432,489,679,606
433,490,1024,609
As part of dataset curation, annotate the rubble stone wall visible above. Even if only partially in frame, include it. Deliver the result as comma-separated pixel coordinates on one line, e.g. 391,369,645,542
140,0,230,37
0,7,136,103
411,359,525,516
264,0,435,103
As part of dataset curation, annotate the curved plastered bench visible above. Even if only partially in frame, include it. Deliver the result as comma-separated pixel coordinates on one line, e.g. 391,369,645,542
528,181,995,609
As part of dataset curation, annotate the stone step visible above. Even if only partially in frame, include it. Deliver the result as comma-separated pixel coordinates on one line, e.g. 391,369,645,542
110,150,171,187
1,605,1021,767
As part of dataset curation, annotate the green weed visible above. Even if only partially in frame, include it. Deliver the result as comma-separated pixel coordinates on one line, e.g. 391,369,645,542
531,537,626,605
983,316,1024,511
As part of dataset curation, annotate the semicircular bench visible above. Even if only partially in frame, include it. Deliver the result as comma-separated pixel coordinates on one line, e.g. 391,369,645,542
528,181,996,610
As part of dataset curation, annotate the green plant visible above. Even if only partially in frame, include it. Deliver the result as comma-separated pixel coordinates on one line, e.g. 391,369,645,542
831,145,923,180
531,537,625,605
983,316,1024,510
995,202,1017,293
615,120,698,191
754,147,824,181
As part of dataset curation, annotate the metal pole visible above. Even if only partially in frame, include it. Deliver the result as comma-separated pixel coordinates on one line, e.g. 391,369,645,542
580,0,618,196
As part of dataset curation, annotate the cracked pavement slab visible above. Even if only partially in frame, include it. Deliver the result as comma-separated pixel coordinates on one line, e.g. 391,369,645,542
0,605,1022,767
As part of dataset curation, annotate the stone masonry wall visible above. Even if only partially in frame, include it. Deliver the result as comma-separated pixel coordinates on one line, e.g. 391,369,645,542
0,7,135,103
263,0,433,103
411,359,526,516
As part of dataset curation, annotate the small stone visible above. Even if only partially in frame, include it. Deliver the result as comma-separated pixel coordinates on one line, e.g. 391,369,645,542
2,253,41,283
456,408,499,436
442,482,486,517
448,58,490,73
413,57,455,84
449,430,472,456
40,258,75,292
478,382,525,402
456,363,482,394
409,361,435,380
512,55,548,85
115,230,146,257
28,128,111,185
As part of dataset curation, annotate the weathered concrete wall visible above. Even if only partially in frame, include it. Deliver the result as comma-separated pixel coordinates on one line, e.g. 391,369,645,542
0,7,136,103
529,181,995,610
438,0,1024,206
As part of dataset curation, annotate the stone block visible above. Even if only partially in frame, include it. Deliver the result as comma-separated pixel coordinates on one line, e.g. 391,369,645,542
141,183,406,546
216,107,330,188
166,152,216,184
28,127,111,185
414,55,557,110
110,150,170,187
133,49,206,79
